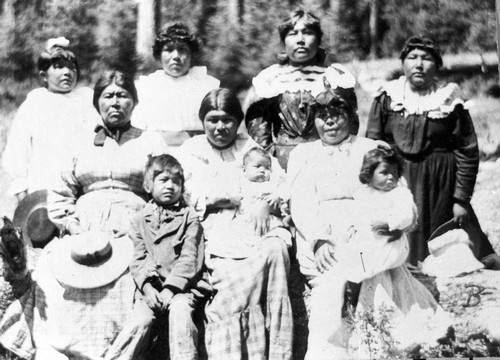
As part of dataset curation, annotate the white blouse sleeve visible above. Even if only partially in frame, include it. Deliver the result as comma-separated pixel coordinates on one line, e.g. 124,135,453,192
47,154,82,232
2,100,34,195
386,184,418,231
289,146,333,250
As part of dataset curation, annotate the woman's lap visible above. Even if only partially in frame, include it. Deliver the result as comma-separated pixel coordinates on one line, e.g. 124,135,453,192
205,237,293,360
76,189,146,232
0,247,138,359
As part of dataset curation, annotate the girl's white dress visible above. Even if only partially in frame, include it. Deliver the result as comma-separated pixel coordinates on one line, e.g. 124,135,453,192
289,136,452,359
334,183,416,283
2,87,98,196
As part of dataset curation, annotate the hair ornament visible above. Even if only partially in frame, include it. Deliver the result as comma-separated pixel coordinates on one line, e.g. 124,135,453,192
309,77,358,110
46,37,70,53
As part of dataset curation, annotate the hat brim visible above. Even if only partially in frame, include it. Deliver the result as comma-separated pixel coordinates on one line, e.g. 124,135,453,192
46,234,133,289
13,190,58,247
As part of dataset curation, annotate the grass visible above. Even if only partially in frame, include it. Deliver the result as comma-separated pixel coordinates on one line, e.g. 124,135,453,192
348,304,500,359
0,69,500,359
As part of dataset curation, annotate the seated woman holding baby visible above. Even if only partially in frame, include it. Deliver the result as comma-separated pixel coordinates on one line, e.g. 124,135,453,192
289,81,452,359
178,88,293,360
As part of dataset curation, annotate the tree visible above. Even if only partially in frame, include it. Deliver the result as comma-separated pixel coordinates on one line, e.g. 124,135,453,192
97,0,138,76
136,0,160,71
40,0,99,79
2,0,44,79
227,0,244,25
369,0,381,58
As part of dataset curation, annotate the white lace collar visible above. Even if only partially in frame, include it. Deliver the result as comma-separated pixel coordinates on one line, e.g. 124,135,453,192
252,63,356,98
381,76,466,118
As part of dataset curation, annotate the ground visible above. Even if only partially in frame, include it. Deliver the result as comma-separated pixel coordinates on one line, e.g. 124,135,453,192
0,75,499,359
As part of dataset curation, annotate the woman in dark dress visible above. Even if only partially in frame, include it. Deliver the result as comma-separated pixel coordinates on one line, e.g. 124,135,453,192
366,35,495,266
246,9,357,170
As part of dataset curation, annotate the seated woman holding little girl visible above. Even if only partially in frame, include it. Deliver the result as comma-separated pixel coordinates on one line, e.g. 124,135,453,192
178,88,293,360
289,81,452,359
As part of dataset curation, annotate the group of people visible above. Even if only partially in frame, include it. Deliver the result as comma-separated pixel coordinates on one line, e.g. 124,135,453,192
0,8,498,360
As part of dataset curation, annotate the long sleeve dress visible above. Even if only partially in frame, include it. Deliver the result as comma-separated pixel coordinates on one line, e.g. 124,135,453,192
334,183,416,283
0,126,168,359
289,136,452,359
366,76,494,265
178,134,293,360
48,126,167,234
132,67,220,133
2,87,98,196
246,63,357,169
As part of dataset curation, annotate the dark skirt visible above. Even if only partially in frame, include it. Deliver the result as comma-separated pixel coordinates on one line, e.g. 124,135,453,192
405,150,493,265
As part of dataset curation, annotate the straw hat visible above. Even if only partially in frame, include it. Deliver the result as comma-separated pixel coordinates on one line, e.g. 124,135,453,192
421,220,484,278
47,231,133,289
12,190,58,248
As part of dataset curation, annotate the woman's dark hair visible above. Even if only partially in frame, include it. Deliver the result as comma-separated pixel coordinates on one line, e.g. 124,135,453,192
152,23,200,61
277,9,325,65
399,35,443,69
198,88,244,124
143,154,185,198
309,86,360,135
93,70,139,113
38,47,80,80
359,146,404,185
278,9,323,44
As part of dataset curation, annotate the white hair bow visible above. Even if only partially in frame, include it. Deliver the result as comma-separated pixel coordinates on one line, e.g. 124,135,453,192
46,37,70,52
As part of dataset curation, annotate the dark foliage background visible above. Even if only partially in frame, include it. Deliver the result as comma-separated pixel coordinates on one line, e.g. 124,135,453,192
0,0,497,90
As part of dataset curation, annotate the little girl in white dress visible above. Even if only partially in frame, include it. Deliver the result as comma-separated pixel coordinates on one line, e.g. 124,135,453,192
343,147,453,357
333,146,416,283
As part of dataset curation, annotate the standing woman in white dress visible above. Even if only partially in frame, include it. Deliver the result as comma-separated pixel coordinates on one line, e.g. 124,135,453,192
132,22,220,151
2,37,98,203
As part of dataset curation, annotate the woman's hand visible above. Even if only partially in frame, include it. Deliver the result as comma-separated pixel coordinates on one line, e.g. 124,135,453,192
248,200,271,236
314,241,336,273
453,202,469,225
142,282,163,313
481,254,500,270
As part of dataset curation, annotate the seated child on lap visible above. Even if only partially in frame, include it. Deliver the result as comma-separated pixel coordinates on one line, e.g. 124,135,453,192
203,147,292,259
334,146,417,283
